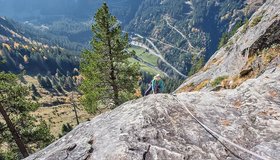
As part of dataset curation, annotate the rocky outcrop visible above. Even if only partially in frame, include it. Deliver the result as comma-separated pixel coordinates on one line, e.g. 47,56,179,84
177,0,280,92
25,66,280,160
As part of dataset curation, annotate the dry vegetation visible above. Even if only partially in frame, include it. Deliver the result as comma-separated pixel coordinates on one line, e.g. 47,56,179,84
23,76,95,137
31,104,92,137
193,79,210,91
177,79,210,93
220,119,232,126
177,45,280,93
220,44,280,89
250,15,263,27
202,56,223,72
177,83,195,93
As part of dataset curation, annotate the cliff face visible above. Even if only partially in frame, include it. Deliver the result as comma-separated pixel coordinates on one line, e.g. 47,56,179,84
25,0,280,160
176,0,280,92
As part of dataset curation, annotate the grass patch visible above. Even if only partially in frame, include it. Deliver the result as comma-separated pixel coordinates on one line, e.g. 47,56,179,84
177,82,195,93
129,58,165,76
211,76,228,87
31,105,93,137
193,79,210,91
250,15,263,27
241,18,249,33
128,47,158,66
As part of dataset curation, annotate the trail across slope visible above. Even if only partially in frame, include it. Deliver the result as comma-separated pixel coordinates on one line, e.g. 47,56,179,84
164,17,195,50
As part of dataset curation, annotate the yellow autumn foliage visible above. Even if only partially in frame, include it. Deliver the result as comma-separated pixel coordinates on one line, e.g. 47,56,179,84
2,43,11,51
23,55,29,63
134,88,142,98
23,45,29,49
14,42,20,49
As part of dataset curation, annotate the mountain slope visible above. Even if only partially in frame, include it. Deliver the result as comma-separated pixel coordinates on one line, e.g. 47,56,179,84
0,17,79,75
0,0,263,78
176,0,280,92
24,1,280,160
0,0,142,25
126,0,249,77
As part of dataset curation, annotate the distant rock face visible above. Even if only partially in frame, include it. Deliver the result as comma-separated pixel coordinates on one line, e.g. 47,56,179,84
26,66,280,160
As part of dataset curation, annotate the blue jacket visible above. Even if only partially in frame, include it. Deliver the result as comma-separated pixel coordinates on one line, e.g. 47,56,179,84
151,79,164,93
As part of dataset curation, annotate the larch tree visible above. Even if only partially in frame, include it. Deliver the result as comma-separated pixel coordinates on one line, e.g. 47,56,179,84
80,3,140,113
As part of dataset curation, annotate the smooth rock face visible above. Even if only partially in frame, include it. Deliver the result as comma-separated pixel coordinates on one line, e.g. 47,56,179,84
26,66,280,160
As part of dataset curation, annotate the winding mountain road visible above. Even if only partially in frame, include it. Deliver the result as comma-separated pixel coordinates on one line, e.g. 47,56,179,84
131,40,187,78
149,37,189,53
164,17,195,50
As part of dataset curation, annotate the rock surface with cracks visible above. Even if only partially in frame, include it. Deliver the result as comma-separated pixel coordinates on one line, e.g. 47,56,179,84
25,66,280,160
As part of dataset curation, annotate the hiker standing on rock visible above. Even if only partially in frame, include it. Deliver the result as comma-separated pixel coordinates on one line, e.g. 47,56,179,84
144,74,165,96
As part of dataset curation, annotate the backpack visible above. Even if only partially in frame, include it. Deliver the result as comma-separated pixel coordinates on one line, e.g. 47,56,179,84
154,80,160,93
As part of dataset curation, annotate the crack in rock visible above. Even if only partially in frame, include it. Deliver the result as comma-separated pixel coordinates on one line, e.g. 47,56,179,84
142,145,151,160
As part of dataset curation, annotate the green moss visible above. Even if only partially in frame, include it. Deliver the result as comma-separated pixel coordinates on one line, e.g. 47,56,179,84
211,76,228,87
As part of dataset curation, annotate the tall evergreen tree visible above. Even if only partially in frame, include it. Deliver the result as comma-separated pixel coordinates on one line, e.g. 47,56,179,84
80,3,140,113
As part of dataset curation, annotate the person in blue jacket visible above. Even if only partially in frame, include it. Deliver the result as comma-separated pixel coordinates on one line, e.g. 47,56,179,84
144,74,164,95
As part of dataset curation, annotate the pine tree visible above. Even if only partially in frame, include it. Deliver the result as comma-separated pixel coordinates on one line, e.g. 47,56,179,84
56,69,63,78
64,76,75,91
58,123,73,138
80,3,140,113
0,72,54,159
44,77,53,89
37,74,43,85
31,83,41,97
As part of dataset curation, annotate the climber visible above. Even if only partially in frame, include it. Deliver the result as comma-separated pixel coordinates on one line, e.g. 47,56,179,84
144,74,164,96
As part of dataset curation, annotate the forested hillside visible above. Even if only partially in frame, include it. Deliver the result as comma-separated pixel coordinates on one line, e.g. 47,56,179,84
0,17,86,160
0,17,79,75
126,0,249,77
0,0,142,25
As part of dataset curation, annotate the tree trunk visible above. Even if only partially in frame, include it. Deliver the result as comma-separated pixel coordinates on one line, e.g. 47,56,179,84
109,58,120,106
0,105,29,158
71,92,80,125
106,26,120,106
